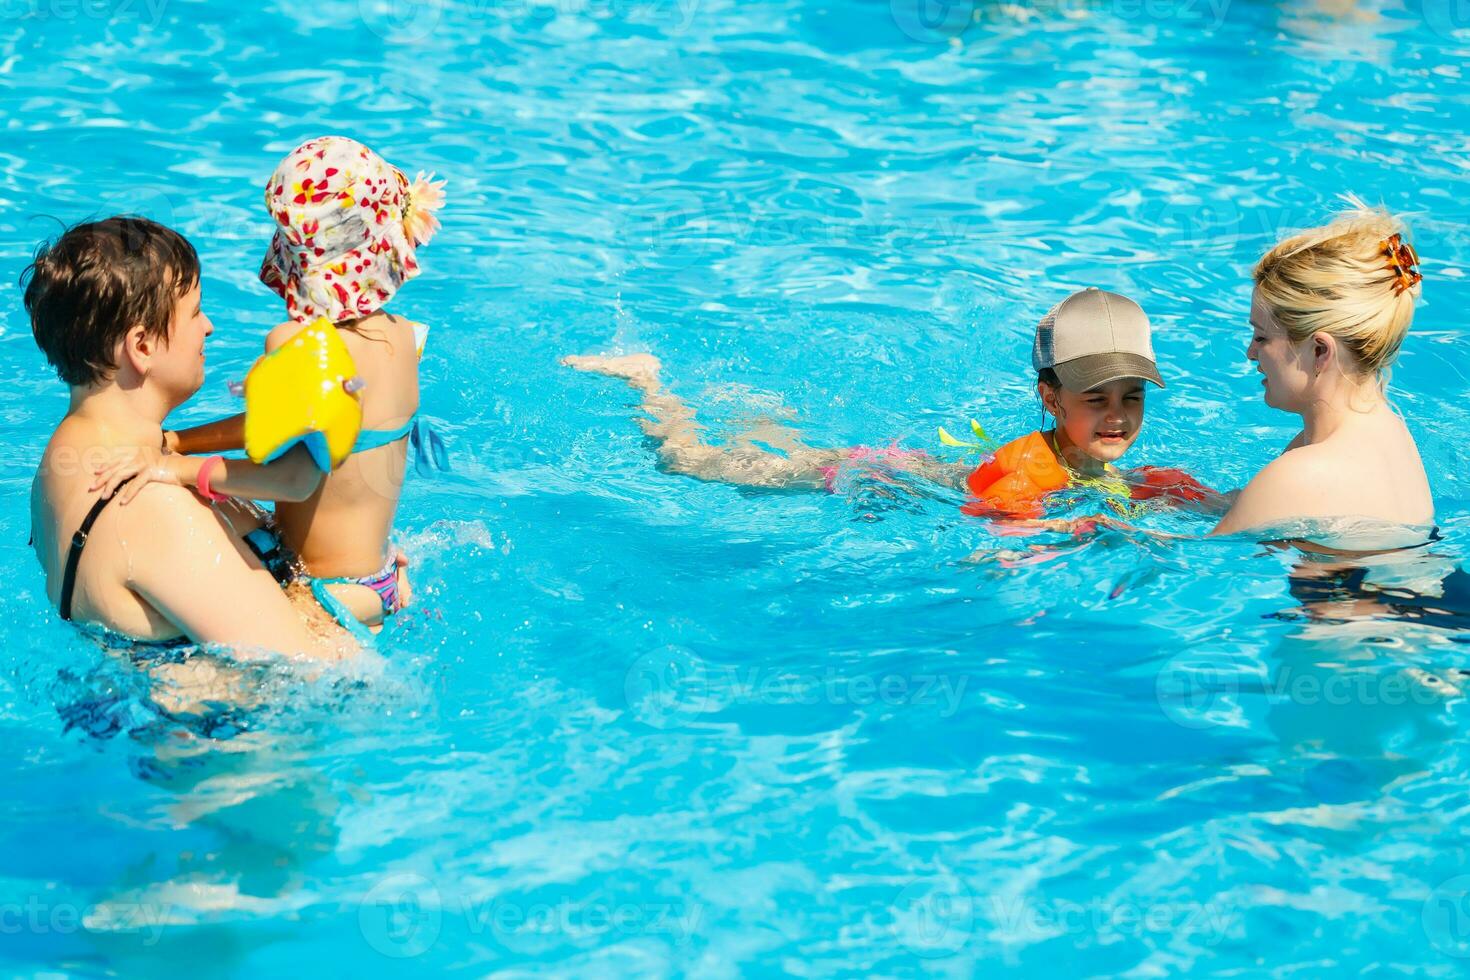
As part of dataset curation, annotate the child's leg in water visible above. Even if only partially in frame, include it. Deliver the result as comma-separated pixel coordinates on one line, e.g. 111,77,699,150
562,353,844,489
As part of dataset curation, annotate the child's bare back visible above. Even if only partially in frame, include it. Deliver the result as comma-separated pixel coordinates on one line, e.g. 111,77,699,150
272,310,421,581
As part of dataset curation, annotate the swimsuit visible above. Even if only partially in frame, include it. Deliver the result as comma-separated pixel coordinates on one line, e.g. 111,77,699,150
308,317,439,641
58,481,396,648
243,525,296,583
53,478,292,646
352,417,417,454
821,445,930,492
347,322,443,462
303,549,403,648
298,412,416,646
58,482,128,623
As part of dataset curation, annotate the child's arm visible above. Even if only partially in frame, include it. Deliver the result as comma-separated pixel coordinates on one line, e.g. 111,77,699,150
165,413,246,454
163,323,309,454
1127,466,1233,515
90,444,323,504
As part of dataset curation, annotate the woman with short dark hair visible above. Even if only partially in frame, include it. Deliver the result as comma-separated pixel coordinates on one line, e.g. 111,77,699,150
24,217,353,657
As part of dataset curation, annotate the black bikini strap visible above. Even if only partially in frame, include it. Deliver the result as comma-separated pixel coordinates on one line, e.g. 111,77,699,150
59,479,132,622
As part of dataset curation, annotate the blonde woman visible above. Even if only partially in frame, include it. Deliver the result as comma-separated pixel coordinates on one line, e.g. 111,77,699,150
1212,199,1433,547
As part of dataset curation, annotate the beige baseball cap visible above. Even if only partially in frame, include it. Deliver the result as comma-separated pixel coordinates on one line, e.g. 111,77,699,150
1031,287,1164,391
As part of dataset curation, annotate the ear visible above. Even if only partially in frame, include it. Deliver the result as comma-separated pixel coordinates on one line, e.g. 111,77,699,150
1310,331,1335,376
118,323,153,377
1037,380,1061,419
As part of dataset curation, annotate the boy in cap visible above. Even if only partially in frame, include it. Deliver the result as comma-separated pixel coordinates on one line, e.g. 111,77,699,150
561,288,1212,518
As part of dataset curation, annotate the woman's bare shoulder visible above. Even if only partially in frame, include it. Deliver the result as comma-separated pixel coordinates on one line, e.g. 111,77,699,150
1252,443,1340,497
1210,448,1333,536
37,415,105,495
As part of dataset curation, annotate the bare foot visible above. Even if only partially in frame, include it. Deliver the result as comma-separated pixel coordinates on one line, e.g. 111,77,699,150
561,353,662,389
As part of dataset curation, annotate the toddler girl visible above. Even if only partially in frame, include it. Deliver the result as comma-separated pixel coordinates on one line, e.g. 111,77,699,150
94,136,445,643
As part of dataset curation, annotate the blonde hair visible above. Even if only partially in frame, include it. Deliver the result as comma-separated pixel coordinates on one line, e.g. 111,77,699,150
1252,196,1422,376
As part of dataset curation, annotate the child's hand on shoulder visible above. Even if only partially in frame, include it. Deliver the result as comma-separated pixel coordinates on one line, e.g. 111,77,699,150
90,446,197,505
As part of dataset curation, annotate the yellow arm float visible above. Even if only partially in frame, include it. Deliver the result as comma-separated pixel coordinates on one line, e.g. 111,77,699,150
243,317,365,470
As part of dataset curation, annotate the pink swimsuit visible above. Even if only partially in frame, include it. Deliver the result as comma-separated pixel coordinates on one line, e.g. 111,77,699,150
821,445,930,492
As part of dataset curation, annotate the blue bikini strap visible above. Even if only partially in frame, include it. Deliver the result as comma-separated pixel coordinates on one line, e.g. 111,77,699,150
307,577,378,648
352,416,417,454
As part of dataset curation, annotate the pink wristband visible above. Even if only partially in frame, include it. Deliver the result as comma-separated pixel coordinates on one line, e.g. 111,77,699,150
196,455,228,502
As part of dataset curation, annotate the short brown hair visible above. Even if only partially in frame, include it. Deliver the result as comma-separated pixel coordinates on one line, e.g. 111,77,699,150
22,217,200,387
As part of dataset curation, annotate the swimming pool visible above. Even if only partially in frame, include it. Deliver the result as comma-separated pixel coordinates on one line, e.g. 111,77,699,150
3,0,1470,973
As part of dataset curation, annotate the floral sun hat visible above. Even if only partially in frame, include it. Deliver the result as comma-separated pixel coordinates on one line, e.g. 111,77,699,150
259,135,445,323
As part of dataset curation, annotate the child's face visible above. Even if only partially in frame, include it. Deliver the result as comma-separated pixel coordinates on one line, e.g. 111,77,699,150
1040,377,1146,464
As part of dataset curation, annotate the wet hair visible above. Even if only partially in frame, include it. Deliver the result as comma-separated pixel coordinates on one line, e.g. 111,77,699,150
1253,196,1421,377
21,217,199,387
1037,367,1062,389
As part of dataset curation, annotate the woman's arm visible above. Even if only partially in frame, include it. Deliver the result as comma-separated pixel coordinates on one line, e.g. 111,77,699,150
1210,453,1321,537
166,413,245,454
92,443,323,504
122,486,353,660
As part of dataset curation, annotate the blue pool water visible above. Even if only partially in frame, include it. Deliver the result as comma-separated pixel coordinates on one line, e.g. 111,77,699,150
3,0,1470,974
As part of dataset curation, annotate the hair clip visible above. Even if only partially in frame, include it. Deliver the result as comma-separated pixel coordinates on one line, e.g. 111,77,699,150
1383,233,1422,295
